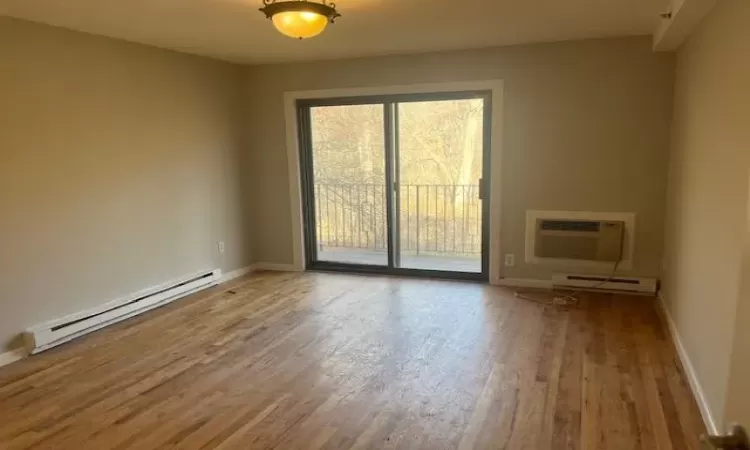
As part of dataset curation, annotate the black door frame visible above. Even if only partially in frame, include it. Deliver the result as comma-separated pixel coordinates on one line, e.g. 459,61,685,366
297,90,492,281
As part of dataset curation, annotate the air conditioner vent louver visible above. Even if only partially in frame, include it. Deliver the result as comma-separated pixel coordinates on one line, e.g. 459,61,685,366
540,220,600,232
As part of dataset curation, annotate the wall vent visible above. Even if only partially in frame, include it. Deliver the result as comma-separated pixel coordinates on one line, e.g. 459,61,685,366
535,219,624,262
552,273,657,295
539,220,601,232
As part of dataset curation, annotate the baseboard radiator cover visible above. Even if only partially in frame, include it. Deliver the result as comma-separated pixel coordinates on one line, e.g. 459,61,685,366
551,273,658,295
23,269,222,354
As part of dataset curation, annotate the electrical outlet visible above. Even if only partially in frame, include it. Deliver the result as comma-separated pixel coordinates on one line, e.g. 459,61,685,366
218,241,225,254
504,254,515,267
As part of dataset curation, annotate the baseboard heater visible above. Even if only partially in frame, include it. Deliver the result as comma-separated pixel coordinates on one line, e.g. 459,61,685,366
23,269,222,354
551,273,657,295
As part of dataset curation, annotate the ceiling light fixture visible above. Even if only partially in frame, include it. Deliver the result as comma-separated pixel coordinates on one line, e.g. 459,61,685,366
259,0,341,39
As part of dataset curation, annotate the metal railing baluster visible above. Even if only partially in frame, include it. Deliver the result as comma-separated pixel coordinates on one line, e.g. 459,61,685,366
313,183,481,258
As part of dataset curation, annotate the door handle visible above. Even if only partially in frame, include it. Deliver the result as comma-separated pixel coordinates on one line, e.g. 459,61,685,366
702,424,750,449
478,178,486,200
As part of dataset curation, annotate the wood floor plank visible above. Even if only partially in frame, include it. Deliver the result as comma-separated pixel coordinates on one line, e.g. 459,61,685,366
0,272,705,449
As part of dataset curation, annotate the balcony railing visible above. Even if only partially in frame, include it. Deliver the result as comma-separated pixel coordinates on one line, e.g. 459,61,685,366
313,183,481,256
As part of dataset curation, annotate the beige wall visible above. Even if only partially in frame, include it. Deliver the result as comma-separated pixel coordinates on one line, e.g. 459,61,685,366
727,181,750,427
0,17,252,351
244,37,674,280
662,0,750,429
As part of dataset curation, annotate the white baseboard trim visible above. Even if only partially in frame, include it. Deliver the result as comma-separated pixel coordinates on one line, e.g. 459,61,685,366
218,265,256,284
657,292,718,434
217,262,301,284
25,269,222,355
0,347,27,368
0,264,293,368
253,262,302,272
495,277,553,289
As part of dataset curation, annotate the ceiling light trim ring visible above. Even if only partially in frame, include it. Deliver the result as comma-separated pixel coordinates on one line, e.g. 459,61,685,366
259,0,341,23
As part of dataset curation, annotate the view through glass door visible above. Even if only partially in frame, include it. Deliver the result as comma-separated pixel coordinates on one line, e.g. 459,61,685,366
308,103,388,266
394,99,485,273
299,92,490,279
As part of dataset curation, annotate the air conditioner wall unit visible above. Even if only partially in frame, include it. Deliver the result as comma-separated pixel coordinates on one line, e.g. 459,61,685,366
525,211,636,271
534,219,624,262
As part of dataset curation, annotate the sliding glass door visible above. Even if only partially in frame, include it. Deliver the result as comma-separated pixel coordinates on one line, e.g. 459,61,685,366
307,103,388,266
298,92,491,280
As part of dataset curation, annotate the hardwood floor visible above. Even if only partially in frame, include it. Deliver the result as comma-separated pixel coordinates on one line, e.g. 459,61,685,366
0,272,705,449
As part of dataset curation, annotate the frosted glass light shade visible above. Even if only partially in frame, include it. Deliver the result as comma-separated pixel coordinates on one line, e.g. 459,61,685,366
272,11,329,39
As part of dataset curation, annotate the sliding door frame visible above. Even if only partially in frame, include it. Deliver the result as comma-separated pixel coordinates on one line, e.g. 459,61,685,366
297,90,492,281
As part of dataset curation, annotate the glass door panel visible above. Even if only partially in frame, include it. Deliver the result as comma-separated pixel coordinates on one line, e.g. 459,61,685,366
395,98,485,273
308,104,388,266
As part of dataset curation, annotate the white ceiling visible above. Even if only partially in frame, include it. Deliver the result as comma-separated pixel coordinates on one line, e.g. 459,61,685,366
0,0,667,64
